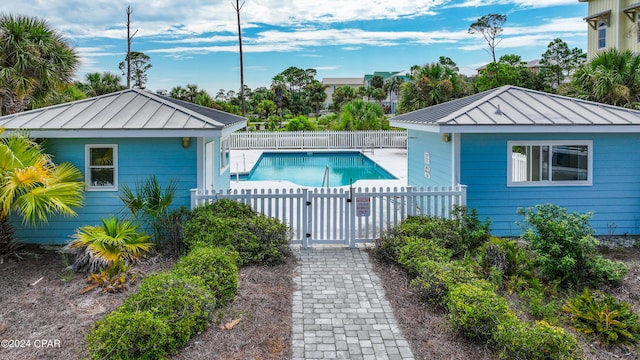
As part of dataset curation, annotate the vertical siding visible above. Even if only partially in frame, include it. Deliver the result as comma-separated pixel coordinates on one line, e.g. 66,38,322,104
407,130,453,188
620,0,640,53
461,132,640,237
12,137,198,245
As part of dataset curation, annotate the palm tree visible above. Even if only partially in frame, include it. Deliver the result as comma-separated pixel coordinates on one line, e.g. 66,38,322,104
0,129,84,256
306,80,327,120
0,14,79,115
80,72,125,96
338,99,388,130
398,62,466,113
566,49,640,109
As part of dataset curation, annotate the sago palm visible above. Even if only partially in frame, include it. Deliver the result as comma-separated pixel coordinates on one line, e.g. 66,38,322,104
68,217,153,274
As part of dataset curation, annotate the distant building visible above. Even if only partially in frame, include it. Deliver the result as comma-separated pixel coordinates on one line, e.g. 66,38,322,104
579,0,640,58
475,59,542,75
321,78,363,108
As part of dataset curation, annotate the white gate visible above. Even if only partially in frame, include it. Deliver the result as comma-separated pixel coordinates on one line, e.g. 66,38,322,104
191,185,467,248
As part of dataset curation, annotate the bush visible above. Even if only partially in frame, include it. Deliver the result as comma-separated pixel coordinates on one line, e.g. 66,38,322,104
173,246,239,306
411,260,478,306
493,317,582,360
397,236,453,277
563,288,640,348
184,200,290,265
121,273,214,349
518,204,627,285
588,255,628,285
190,199,255,220
87,310,173,360
373,207,490,263
447,280,511,340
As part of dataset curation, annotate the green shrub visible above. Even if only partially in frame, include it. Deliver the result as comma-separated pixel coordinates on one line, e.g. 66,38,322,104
447,280,511,340
184,200,290,265
493,317,582,360
519,204,627,285
373,207,489,263
87,310,173,360
563,288,640,348
397,236,453,277
521,287,562,323
411,260,479,305
588,255,628,285
190,199,255,220
121,273,214,349
173,246,239,306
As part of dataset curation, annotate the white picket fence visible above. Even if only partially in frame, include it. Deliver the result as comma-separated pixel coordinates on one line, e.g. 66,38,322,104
229,130,407,150
191,185,467,248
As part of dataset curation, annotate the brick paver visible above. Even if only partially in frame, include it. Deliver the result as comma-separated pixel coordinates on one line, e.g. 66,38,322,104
292,247,414,360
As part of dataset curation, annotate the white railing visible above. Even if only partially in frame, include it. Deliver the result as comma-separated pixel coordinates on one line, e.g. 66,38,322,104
190,185,467,248
229,130,407,149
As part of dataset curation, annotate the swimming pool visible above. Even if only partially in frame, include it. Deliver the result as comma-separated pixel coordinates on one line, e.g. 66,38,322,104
235,151,396,187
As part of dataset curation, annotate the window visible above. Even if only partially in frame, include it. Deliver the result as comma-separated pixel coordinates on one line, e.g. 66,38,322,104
597,21,607,49
86,145,117,191
220,137,230,173
637,13,640,44
508,141,592,186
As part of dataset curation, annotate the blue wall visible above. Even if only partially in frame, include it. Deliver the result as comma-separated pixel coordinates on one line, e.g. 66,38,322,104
12,137,198,245
407,130,452,188
460,133,640,237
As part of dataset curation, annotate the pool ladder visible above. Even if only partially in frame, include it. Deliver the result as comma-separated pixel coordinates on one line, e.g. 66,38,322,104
321,164,330,188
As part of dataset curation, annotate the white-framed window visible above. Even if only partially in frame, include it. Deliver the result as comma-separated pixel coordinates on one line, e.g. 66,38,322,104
598,21,607,49
85,144,118,191
220,137,230,173
507,141,592,187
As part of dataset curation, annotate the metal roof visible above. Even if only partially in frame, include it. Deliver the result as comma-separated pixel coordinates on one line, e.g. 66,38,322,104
390,85,640,133
0,88,247,137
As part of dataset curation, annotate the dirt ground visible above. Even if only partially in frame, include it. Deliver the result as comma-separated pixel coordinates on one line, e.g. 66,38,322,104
369,245,640,360
0,245,295,360
2,244,640,360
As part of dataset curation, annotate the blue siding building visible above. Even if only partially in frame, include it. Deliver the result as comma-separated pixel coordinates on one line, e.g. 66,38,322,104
0,89,246,244
391,86,640,237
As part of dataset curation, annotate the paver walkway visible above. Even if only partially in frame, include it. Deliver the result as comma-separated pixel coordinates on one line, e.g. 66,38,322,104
291,247,414,360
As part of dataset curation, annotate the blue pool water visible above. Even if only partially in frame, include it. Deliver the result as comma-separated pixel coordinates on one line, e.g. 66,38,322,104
236,151,396,187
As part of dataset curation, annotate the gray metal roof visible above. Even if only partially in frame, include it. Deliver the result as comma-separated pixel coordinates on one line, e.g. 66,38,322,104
0,88,247,137
390,85,640,133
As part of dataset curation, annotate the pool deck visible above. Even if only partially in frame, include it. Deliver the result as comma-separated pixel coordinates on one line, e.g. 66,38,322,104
229,148,408,190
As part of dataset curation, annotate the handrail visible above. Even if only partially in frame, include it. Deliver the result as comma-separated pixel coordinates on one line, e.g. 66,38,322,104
321,164,330,188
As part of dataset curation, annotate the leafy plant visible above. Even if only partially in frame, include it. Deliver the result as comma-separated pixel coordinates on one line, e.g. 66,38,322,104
374,206,490,264
121,273,214,350
447,280,511,340
518,204,627,285
87,310,173,360
397,236,453,277
119,176,177,244
563,288,640,348
81,268,139,294
184,200,290,265
67,217,153,274
493,317,582,360
172,246,239,306
411,260,479,306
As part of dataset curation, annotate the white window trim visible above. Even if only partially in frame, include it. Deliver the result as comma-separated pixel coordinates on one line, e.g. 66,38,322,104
507,140,593,187
637,12,640,44
85,144,118,191
597,21,607,49
219,137,230,175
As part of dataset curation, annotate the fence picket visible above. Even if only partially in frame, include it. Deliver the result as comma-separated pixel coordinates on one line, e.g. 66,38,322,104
190,185,466,247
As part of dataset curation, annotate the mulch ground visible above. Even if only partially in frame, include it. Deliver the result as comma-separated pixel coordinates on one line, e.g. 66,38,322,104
3,244,640,360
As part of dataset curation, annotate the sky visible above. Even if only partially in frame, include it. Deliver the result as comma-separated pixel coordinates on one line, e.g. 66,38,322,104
2,1,588,95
